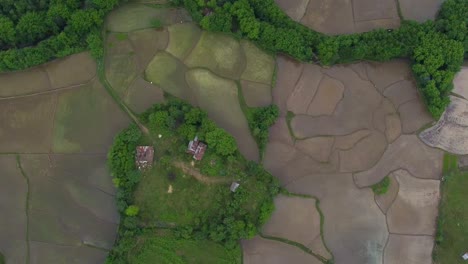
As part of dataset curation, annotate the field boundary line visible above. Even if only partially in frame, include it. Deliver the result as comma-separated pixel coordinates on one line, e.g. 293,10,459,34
16,155,30,264
0,79,94,101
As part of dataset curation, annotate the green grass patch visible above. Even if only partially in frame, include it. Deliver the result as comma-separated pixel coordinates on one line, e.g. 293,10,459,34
240,40,275,85
116,33,128,41
0,252,4,264
145,51,190,100
106,99,280,263
120,229,241,264
134,163,224,225
166,23,201,60
433,154,468,263
106,4,191,32
185,31,245,79
286,111,297,140
371,176,391,195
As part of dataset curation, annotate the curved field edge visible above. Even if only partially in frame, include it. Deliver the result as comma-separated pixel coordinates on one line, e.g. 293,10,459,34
105,98,281,263
176,0,467,118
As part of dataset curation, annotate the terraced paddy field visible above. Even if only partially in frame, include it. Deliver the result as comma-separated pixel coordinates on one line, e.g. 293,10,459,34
0,52,129,263
0,1,465,263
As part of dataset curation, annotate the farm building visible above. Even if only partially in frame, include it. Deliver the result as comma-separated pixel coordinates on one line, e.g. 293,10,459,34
135,146,154,170
187,136,207,161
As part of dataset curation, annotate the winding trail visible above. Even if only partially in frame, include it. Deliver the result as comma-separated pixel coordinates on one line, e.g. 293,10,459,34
173,161,233,184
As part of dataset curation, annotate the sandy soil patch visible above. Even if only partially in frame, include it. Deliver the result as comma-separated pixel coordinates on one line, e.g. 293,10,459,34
0,94,56,153
242,237,322,264
262,195,330,259
44,52,96,89
387,170,440,235
241,80,272,107
420,96,468,154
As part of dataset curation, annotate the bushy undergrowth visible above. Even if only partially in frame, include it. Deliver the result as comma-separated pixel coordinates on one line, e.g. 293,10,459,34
106,99,279,263
245,105,279,157
0,0,123,71
371,176,391,195
173,0,468,118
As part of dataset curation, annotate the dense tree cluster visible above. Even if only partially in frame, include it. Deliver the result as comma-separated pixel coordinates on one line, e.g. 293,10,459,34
0,0,122,71
174,0,468,118
107,99,280,263
246,105,279,157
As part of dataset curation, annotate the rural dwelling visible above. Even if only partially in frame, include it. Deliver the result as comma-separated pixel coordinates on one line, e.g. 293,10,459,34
230,182,240,192
135,146,154,170
187,136,207,161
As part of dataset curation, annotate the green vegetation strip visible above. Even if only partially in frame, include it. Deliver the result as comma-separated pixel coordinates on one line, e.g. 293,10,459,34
371,176,391,195
16,155,30,264
260,234,330,263
237,82,279,160
433,154,468,263
0,0,120,71
106,98,280,263
176,0,468,118
0,251,4,264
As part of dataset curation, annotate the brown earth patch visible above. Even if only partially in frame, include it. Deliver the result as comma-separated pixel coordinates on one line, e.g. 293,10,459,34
241,80,272,107
274,0,310,21
384,234,434,264
44,52,96,89
261,195,330,259
354,135,443,187
0,67,50,97
307,75,344,116
386,170,440,235
273,56,304,115
0,94,56,153
242,236,323,264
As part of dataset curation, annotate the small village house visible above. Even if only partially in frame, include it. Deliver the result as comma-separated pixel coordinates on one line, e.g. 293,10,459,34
187,136,207,161
135,146,154,170
230,182,240,192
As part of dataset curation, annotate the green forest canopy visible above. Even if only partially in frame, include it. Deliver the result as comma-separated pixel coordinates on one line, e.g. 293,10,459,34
176,0,468,118
0,0,121,71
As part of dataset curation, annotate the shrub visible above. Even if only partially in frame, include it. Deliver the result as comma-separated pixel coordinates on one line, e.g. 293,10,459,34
180,0,468,118
371,176,391,195
125,205,140,216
